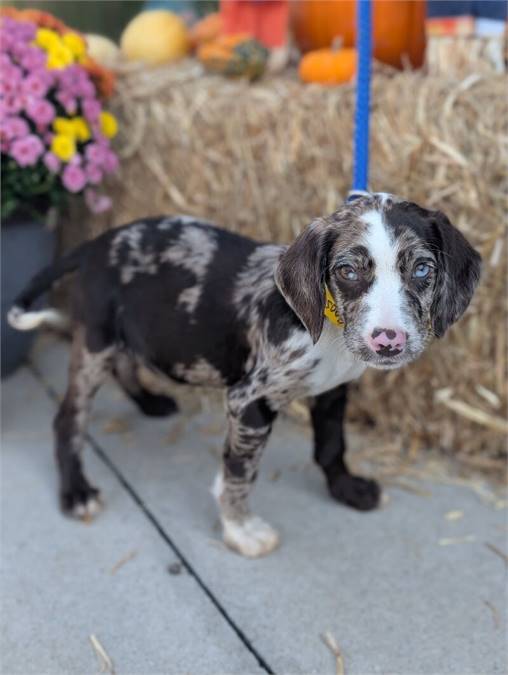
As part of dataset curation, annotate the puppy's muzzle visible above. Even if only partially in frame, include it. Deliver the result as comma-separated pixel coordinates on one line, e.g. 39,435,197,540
367,327,407,357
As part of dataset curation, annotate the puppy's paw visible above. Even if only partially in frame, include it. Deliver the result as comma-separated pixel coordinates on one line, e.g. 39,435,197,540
61,486,103,522
222,516,280,558
328,473,380,511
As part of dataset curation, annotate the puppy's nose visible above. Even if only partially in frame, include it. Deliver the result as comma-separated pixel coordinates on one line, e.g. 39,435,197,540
368,327,407,356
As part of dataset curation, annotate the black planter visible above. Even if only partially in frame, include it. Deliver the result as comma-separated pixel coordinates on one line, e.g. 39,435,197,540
1,217,55,378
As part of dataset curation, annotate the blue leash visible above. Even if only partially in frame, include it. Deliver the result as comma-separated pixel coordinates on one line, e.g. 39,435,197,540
349,0,372,201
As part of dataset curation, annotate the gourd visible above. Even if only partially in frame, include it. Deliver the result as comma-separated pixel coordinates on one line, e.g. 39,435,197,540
198,35,269,80
299,47,357,85
85,34,120,67
291,0,425,69
120,10,189,66
189,12,222,50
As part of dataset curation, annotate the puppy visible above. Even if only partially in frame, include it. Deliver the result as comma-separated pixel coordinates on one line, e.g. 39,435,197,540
8,194,481,557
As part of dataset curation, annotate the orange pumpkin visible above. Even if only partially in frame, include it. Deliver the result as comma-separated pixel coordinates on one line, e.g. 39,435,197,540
299,47,357,85
189,12,222,49
291,0,425,69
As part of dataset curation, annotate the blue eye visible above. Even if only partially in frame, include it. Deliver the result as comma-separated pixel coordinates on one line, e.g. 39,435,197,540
339,265,359,281
413,263,431,279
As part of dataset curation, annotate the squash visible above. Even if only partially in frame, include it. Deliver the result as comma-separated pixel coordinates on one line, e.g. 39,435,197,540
85,34,120,67
189,12,222,49
198,34,269,80
291,0,425,69
120,10,189,66
299,47,357,85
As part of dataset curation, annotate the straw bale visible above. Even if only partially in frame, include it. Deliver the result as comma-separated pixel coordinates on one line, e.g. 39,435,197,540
62,61,508,472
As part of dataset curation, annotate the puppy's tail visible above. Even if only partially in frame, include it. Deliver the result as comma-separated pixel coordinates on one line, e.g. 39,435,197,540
7,244,86,332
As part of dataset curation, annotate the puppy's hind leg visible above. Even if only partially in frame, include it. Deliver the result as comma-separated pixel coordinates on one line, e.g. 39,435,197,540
213,387,279,558
113,352,178,418
54,327,112,520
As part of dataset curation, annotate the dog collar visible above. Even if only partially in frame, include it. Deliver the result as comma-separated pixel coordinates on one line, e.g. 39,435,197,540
324,285,344,327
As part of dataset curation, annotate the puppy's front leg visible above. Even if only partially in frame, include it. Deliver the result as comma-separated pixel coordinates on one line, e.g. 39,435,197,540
212,389,279,558
311,384,380,510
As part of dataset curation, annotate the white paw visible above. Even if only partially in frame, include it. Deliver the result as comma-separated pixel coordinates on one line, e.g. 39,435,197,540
222,516,280,558
71,496,103,521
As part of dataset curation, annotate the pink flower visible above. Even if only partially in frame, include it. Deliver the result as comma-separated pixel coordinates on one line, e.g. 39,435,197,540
0,54,12,69
85,162,103,185
0,32,15,53
22,72,52,99
103,149,119,174
85,142,107,165
77,79,95,99
26,99,55,127
0,65,22,96
9,134,44,167
2,117,30,140
2,116,30,140
43,152,60,174
4,18,36,42
62,164,86,193
0,100,8,123
55,90,77,115
85,188,112,213
3,96,23,115
69,154,82,166
19,46,46,71
82,98,101,122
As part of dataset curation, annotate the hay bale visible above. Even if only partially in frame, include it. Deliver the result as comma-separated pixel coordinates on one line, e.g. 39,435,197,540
64,62,508,472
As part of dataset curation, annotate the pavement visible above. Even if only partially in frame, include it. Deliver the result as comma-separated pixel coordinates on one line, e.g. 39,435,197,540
1,335,507,675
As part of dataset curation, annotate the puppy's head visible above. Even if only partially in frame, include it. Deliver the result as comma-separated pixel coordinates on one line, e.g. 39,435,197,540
275,194,481,370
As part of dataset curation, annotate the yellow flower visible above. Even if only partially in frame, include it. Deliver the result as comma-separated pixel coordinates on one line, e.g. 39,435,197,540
53,117,76,138
51,134,76,162
35,28,60,51
72,117,91,142
47,55,64,69
62,33,86,59
46,43,74,69
99,111,118,139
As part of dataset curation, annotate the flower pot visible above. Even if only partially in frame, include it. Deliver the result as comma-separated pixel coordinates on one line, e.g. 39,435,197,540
1,216,55,378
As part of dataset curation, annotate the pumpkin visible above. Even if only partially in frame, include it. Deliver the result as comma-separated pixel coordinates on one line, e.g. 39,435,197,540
85,34,120,67
291,0,425,69
120,10,189,66
198,34,269,80
299,47,357,85
189,12,222,49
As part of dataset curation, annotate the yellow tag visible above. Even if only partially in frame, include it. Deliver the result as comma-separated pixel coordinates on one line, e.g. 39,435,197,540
324,285,344,327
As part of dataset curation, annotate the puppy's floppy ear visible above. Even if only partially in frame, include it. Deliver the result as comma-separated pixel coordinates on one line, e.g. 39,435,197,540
430,210,481,338
275,218,332,343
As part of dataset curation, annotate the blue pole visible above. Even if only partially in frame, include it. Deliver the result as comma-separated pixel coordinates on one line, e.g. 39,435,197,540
352,0,372,192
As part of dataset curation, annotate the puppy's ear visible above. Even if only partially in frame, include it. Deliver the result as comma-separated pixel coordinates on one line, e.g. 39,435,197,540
431,211,481,338
275,219,332,343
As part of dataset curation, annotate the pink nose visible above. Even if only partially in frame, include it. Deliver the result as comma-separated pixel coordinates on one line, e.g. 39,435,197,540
367,328,407,356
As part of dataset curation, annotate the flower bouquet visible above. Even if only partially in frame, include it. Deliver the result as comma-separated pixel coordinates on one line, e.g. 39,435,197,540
0,10,119,221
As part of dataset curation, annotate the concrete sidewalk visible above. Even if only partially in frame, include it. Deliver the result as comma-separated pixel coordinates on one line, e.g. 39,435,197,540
1,336,507,675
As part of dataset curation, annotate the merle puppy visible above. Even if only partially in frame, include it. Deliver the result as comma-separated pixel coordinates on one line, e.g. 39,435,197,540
9,193,481,557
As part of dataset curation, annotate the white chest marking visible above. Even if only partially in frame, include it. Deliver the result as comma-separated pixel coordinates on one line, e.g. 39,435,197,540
297,322,366,396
